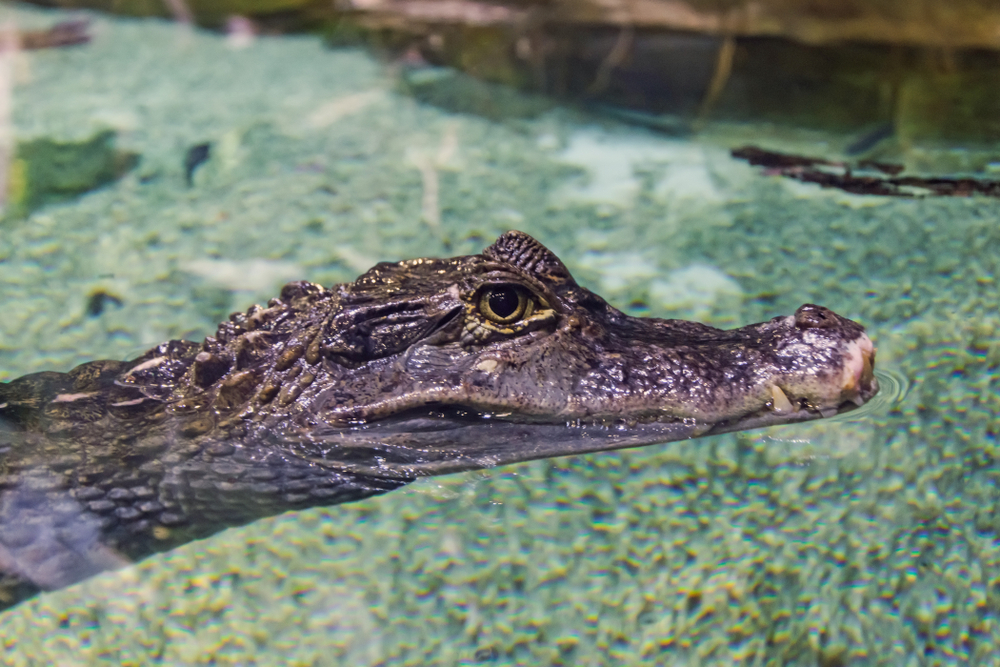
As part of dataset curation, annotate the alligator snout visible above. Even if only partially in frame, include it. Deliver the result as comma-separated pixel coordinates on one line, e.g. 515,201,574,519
841,330,877,404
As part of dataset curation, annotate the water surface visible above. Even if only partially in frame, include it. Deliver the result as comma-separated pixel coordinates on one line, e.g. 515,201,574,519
1,5,998,666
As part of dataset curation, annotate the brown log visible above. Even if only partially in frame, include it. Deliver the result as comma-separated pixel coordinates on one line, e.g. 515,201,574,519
340,0,1000,50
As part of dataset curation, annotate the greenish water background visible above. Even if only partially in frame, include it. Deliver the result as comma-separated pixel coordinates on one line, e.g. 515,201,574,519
1,4,999,665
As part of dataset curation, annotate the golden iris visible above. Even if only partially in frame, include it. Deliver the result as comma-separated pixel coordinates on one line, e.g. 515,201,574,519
478,285,534,324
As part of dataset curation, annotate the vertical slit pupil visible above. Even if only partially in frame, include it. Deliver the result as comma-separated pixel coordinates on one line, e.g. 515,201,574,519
488,288,519,319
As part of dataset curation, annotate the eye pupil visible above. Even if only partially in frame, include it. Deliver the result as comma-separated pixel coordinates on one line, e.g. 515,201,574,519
487,288,519,319
478,284,538,324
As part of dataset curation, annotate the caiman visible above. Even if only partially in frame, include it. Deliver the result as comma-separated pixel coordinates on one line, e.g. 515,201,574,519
0,231,878,612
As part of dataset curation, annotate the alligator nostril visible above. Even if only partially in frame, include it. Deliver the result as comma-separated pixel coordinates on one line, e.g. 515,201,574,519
794,304,837,329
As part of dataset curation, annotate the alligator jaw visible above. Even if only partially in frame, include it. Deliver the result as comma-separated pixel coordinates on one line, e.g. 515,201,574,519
283,383,879,480
283,310,880,479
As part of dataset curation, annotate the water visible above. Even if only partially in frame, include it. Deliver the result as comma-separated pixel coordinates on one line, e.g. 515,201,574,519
1,4,999,665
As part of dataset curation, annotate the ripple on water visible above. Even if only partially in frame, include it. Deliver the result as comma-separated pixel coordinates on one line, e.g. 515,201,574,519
833,367,911,423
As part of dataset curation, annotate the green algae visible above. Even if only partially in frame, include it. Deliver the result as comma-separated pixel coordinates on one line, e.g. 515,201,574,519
7,129,138,219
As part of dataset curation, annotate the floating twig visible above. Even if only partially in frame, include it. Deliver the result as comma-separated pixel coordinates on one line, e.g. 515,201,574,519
732,146,1000,198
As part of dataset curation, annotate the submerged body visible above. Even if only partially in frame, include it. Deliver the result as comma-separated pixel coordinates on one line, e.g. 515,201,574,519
0,231,877,611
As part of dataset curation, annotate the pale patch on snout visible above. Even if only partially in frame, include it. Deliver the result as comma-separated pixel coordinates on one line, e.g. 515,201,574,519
110,397,148,407
840,333,876,403
128,356,167,374
475,359,498,372
51,393,97,403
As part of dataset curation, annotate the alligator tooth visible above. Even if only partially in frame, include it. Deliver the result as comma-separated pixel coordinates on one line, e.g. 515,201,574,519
691,422,712,436
770,385,794,415
819,407,838,418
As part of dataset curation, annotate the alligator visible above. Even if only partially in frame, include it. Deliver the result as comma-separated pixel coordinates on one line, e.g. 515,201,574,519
0,231,878,612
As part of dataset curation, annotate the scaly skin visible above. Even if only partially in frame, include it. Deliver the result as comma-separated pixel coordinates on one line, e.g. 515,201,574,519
0,231,878,611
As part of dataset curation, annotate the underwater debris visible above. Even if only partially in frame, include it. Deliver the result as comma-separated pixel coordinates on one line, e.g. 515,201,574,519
85,290,123,317
732,146,1000,198
163,0,194,26
844,122,894,156
183,142,211,186
8,130,139,219
400,66,552,120
225,15,257,50
20,19,90,50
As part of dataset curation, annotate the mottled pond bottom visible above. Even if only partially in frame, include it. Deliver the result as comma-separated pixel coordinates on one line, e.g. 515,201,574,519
2,4,1000,666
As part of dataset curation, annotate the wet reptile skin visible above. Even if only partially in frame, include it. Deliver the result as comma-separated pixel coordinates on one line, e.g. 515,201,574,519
0,231,878,611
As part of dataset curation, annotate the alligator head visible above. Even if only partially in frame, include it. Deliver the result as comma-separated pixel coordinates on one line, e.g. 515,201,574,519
271,231,878,478
0,231,877,608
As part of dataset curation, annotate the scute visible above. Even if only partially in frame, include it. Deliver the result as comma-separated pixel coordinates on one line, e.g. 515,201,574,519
483,230,574,283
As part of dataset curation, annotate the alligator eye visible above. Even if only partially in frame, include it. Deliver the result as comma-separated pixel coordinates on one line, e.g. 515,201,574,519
478,285,535,324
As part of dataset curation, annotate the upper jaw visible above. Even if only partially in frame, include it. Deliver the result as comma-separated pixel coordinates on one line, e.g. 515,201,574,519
307,302,878,431
554,303,878,424
287,307,878,478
